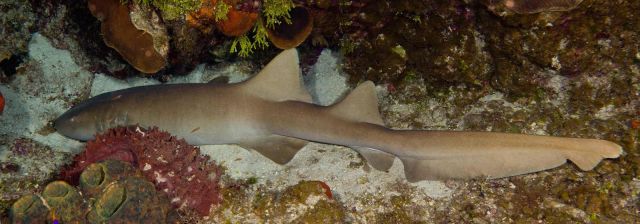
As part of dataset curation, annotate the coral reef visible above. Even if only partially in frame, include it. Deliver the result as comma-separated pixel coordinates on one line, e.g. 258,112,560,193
88,0,167,73
10,160,177,223
60,126,222,216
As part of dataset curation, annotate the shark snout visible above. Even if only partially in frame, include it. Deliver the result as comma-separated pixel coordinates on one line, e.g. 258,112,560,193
54,110,95,141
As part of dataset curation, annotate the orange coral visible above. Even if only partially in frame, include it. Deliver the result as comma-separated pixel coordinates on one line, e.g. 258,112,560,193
216,7,258,36
186,0,218,33
187,0,258,36
88,0,166,73
266,6,313,49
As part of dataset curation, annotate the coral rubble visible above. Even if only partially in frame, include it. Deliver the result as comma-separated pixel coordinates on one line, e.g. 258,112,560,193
88,0,167,73
61,126,222,216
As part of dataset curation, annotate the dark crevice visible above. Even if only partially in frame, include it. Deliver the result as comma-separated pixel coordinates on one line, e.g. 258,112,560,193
0,54,26,81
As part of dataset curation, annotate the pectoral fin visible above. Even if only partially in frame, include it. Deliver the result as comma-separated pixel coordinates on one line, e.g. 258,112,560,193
237,135,309,164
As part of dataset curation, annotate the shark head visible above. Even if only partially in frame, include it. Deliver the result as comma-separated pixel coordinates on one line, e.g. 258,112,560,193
55,90,126,141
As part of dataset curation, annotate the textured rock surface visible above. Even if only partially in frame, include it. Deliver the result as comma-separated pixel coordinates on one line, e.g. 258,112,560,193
0,0,35,65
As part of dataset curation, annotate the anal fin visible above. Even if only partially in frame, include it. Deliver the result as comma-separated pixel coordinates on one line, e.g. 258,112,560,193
237,135,309,164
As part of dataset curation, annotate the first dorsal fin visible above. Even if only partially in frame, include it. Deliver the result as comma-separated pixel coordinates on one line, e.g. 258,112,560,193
241,49,312,103
328,81,384,125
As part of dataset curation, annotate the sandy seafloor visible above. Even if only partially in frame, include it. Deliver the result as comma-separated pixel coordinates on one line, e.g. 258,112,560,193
1,32,638,223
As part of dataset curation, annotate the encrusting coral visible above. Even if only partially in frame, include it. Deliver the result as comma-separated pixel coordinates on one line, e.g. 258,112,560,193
10,160,177,223
88,0,167,73
60,126,222,216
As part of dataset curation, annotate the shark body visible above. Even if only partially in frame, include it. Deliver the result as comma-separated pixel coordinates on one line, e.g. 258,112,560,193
55,49,622,181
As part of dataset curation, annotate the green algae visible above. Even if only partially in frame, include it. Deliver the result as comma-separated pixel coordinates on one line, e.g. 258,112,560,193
126,0,201,20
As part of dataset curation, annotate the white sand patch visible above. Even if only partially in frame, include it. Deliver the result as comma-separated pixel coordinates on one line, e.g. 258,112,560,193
304,49,350,106
201,142,452,203
0,33,89,154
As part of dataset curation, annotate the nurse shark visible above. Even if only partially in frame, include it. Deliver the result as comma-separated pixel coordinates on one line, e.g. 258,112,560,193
55,49,622,181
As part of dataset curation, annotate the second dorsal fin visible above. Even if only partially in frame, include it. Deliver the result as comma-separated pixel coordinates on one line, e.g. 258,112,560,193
328,81,384,125
240,49,312,103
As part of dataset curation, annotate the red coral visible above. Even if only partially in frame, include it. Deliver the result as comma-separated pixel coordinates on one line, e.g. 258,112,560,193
60,126,221,216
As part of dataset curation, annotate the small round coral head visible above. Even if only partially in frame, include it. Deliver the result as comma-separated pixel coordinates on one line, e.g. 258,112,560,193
266,6,313,49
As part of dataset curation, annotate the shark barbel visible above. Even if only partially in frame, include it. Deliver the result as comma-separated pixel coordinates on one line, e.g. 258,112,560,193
55,49,622,181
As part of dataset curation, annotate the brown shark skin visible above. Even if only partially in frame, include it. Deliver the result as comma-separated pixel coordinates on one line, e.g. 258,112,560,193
55,49,622,181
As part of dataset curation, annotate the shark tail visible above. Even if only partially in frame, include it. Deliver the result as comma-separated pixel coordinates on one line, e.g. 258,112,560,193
393,133,623,181
325,82,623,182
